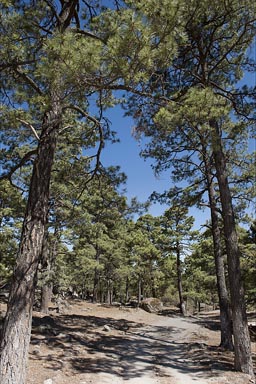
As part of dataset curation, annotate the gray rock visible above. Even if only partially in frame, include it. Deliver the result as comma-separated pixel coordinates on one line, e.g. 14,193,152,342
43,379,53,384
140,298,163,313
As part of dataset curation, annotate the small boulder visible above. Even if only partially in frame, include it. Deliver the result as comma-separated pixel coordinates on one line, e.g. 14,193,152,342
140,298,163,313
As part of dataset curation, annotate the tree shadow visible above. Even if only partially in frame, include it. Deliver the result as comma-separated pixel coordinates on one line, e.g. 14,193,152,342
30,311,236,381
194,314,221,332
158,308,180,317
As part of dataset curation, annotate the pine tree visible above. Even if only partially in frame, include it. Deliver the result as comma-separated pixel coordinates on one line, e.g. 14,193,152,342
125,0,255,375
1,1,169,381
162,201,196,316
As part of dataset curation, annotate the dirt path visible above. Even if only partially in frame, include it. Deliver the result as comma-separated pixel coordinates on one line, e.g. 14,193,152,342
26,301,255,384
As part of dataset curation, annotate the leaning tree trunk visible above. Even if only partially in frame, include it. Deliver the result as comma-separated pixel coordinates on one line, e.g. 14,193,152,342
205,159,233,350
0,4,78,383
0,107,60,384
211,120,254,378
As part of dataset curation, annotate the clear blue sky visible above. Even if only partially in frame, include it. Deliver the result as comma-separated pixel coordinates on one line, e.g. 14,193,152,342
102,106,170,213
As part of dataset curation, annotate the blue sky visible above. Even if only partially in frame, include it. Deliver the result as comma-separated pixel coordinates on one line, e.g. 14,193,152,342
102,107,170,212
101,106,210,229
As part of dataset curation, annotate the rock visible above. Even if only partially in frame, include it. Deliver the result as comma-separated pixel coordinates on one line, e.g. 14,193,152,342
103,325,111,332
140,298,163,313
43,379,53,384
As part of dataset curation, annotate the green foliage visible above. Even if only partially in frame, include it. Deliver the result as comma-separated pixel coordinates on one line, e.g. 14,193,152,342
0,0,254,315
0,180,25,281
155,88,230,133
184,231,218,308
239,223,256,306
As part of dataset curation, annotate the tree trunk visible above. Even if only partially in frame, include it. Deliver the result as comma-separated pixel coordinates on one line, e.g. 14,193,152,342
107,279,112,304
0,4,77,382
125,276,129,303
40,231,52,314
41,284,53,314
92,269,98,303
150,264,157,298
93,249,100,303
0,109,59,384
41,225,60,313
205,160,233,350
211,120,254,377
176,242,186,316
138,276,142,304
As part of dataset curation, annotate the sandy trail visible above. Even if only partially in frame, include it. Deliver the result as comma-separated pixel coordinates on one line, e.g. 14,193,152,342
25,302,254,384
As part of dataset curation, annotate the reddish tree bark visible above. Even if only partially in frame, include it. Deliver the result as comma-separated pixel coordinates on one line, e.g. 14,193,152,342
0,108,59,383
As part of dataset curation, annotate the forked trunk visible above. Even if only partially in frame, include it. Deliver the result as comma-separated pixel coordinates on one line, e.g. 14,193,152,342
205,162,233,350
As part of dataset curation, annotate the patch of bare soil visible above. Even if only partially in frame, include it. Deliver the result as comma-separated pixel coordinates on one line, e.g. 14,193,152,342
1,301,256,383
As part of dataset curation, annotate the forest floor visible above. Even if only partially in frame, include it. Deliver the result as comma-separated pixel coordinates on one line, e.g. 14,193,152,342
1,300,256,384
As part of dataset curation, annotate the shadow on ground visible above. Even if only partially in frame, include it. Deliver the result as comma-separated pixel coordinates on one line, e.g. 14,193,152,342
30,311,235,382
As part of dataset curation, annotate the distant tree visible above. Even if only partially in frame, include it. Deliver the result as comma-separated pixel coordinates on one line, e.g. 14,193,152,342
184,230,219,312
161,202,195,316
134,214,164,299
239,222,256,306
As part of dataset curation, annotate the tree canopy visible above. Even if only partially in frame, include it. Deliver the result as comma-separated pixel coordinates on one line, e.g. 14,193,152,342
0,1,255,382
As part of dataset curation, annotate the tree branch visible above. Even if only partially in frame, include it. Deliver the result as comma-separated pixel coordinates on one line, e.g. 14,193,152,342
14,68,43,96
63,104,101,126
0,150,37,181
17,119,40,141
72,28,106,43
0,60,36,72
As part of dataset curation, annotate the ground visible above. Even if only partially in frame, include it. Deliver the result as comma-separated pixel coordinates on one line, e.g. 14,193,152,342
1,300,256,383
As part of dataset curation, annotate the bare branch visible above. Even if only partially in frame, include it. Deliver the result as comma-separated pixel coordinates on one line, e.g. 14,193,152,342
43,0,61,24
17,119,40,141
